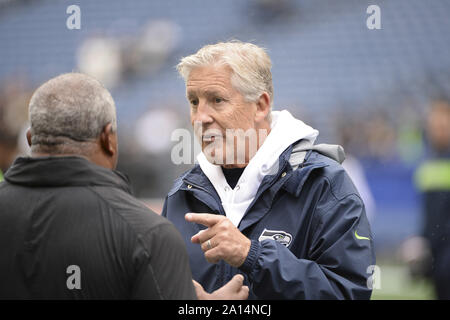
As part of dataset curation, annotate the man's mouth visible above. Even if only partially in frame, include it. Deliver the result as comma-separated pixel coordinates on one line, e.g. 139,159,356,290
202,133,222,142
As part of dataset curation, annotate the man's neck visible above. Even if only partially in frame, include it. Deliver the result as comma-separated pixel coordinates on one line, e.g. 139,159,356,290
225,122,271,169
32,151,86,159
31,151,114,170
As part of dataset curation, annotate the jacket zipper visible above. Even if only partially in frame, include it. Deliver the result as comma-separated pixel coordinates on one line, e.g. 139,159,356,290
182,178,228,286
182,179,226,216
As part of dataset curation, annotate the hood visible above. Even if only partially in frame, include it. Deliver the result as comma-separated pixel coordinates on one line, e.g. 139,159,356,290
288,139,346,170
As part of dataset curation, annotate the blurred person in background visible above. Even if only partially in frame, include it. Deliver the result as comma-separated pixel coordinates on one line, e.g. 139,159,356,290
337,114,376,223
0,121,17,182
412,98,450,299
0,79,30,181
365,110,398,162
163,41,375,299
0,73,248,300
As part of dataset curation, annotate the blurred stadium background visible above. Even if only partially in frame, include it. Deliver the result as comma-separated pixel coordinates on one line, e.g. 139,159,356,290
1,0,450,299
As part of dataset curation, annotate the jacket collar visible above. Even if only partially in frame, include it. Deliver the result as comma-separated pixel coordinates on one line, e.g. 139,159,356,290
4,156,132,194
183,144,328,192
181,145,329,230
183,144,294,191
178,144,331,232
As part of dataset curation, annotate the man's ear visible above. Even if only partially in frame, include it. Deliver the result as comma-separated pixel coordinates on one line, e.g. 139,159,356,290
254,92,271,123
100,123,117,157
26,128,32,147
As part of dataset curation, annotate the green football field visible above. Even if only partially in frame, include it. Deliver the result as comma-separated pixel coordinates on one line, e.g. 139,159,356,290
370,262,435,300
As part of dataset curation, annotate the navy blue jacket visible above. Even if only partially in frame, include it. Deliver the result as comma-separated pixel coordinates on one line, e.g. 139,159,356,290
162,144,376,299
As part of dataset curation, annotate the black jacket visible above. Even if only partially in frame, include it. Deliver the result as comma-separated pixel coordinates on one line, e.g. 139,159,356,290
0,156,196,299
414,156,450,299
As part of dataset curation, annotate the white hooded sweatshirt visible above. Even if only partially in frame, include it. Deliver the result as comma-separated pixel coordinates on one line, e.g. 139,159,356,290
197,110,319,227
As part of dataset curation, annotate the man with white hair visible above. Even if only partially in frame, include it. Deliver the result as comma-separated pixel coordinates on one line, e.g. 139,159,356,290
163,41,376,299
0,73,248,300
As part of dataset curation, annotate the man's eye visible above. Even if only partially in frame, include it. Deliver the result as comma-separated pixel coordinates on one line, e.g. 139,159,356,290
190,99,199,106
214,97,224,104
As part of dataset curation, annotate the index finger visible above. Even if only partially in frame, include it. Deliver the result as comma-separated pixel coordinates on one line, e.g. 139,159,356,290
185,213,224,227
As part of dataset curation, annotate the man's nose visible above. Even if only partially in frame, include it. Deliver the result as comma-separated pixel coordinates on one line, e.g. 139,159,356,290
193,101,214,124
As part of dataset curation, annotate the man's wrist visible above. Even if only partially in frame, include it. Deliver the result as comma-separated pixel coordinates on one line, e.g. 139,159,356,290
238,239,261,274
237,237,252,267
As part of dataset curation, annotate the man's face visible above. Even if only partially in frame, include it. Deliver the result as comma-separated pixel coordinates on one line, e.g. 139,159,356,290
186,65,262,167
427,102,450,152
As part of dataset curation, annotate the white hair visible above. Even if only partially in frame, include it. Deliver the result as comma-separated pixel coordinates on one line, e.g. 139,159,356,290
177,41,273,108
29,73,117,154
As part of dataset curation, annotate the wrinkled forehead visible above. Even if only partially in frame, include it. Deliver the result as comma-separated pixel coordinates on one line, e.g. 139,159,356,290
186,64,237,96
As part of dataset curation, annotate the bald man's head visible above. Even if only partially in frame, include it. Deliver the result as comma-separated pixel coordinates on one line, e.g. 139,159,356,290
27,73,119,169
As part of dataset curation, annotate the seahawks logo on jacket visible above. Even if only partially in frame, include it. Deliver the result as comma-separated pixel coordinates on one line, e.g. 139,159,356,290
258,229,293,247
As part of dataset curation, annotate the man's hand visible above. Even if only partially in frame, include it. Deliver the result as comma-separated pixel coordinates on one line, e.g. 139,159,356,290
193,274,249,300
186,213,251,267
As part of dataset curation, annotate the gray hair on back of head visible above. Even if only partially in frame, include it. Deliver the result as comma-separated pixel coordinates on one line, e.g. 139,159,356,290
176,40,274,108
29,73,117,154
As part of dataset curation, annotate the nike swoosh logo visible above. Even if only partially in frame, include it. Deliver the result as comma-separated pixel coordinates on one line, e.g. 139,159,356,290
354,230,370,240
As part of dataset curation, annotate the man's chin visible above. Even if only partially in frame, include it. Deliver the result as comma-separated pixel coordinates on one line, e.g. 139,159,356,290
203,151,224,166
202,146,249,167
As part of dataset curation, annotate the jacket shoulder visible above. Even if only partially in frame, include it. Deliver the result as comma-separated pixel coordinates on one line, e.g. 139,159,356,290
305,151,361,202
167,165,199,197
89,185,171,236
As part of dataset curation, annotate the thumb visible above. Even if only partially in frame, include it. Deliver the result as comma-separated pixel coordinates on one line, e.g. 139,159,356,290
192,280,208,300
210,274,249,300
237,285,250,300
225,274,245,292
